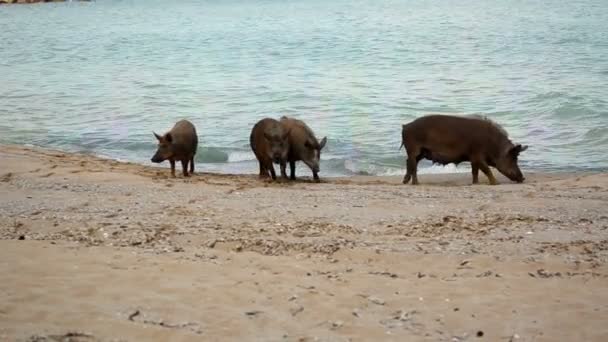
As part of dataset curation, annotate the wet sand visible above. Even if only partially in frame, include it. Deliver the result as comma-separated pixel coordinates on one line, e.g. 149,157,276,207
1,144,607,341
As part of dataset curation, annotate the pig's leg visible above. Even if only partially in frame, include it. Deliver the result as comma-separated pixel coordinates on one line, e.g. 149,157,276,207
403,147,419,184
268,163,277,180
181,159,190,177
289,160,296,180
404,157,418,184
259,161,266,178
411,155,423,185
402,153,414,184
471,162,480,184
313,170,320,183
170,159,176,177
189,156,195,174
280,160,288,180
479,162,498,185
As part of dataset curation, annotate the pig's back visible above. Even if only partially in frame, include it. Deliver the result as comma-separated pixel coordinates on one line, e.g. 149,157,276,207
170,120,198,155
405,114,504,147
280,117,317,145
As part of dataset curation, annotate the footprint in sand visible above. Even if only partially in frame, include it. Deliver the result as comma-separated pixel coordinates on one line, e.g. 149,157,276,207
0,173,13,182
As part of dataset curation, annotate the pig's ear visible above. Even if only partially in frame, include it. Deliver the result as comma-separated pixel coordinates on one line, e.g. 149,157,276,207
153,132,162,141
165,133,173,143
281,128,291,140
319,137,327,150
509,144,527,155
263,132,271,141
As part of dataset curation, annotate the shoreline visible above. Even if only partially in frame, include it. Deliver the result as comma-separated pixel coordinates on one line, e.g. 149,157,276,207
0,0,90,4
1,144,607,341
1,143,588,184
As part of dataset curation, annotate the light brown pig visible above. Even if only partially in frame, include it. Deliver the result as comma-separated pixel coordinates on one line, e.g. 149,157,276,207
280,116,327,182
151,119,198,177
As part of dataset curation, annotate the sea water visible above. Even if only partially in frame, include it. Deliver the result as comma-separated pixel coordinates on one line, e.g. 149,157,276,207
1,0,607,176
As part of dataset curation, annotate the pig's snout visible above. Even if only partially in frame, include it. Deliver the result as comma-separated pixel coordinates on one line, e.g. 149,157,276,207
512,171,525,183
151,153,164,163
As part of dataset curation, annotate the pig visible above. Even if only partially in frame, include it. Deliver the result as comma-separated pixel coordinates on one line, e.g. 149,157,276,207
151,119,198,177
249,118,291,180
280,116,327,182
400,114,528,185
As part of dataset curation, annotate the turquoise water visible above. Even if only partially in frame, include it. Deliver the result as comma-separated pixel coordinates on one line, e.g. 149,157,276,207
1,0,607,176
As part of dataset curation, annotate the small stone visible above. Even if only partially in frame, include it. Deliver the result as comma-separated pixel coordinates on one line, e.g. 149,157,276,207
369,296,385,305
18,235,25,240
476,331,484,337
290,305,304,316
330,321,343,329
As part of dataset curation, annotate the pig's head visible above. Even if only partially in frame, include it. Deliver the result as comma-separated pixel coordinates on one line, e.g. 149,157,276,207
264,127,290,164
495,143,528,183
151,132,175,163
301,137,327,173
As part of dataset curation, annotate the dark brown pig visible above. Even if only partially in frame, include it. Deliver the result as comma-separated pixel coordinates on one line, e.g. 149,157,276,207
280,116,327,182
151,119,198,177
250,118,291,180
401,114,528,185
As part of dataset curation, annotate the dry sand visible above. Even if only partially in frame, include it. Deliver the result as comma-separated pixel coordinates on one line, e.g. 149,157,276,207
0,144,607,342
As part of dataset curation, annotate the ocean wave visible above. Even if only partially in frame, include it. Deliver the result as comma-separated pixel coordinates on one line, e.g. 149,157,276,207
227,150,253,162
196,148,229,163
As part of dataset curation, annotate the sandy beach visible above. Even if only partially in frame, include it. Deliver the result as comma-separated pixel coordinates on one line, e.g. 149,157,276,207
0,144,607,341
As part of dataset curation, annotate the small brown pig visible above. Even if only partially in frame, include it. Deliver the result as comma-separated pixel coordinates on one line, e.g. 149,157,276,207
280,116,327,182
151,119,198,177
401,114,528,185
249,118,291,180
